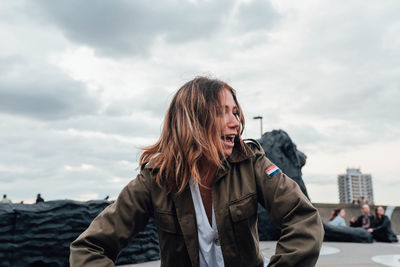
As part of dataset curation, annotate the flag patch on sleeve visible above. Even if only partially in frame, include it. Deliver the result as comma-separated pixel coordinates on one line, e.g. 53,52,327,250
265,165,280,178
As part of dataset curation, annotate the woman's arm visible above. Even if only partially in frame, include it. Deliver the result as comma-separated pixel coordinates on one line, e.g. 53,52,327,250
350,216,362,227
70,171,153,267
373,216,390,232
252,143,324,267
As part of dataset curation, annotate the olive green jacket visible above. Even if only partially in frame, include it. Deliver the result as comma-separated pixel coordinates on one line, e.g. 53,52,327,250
70,140,324,267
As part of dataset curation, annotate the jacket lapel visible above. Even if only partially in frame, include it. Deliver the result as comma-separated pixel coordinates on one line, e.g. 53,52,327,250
172,186,200,267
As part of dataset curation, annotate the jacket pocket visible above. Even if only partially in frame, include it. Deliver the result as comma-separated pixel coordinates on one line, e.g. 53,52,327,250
155,211,190,266
229,193,258,222
228,193,263,266
155,211,183,235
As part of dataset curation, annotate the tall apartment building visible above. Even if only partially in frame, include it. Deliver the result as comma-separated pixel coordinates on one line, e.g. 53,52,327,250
338,168,374,204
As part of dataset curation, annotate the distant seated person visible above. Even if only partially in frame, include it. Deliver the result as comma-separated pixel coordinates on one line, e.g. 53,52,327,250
1,194,12,204
328,208,346,227
36,193,44,204
356,196,365,205
368,206,398,243
350,204,374,230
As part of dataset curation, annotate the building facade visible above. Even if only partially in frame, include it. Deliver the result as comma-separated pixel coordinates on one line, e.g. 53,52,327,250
338,168,374,204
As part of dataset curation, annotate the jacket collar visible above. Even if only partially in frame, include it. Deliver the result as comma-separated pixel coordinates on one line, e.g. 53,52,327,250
225,142,254,163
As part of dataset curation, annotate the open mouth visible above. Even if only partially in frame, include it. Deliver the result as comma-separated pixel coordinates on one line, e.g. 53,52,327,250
221,135,235,145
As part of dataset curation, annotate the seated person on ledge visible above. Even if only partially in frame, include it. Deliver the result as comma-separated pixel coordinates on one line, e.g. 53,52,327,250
328,208,346,227
350,204,374,230
368,206,398,243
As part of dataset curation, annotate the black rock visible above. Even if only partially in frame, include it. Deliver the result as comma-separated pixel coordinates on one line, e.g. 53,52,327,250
257,129,309,241
258,129,308,198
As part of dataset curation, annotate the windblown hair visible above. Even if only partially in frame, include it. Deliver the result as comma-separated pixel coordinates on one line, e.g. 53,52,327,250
328,208,342,221
139,77,245,193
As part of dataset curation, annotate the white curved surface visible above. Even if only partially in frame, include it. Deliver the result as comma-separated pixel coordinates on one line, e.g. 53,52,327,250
372,255,400,267
319,245,340,255
385,206,396,219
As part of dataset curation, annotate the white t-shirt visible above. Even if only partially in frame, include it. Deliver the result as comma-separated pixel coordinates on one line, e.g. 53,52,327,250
189,179,225,267
328,216,346,227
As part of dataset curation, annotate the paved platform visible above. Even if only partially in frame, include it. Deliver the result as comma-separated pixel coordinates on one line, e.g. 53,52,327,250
120,239,400,267
261,241,400,267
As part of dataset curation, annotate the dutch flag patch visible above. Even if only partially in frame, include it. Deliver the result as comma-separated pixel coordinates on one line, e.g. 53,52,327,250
265,165,280,178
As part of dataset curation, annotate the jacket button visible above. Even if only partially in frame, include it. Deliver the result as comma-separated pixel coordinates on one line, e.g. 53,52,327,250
214,238,220,246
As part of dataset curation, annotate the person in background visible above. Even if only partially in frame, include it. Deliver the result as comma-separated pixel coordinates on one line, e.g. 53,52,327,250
36,193,44,204
356,196,365,205
1,194,12,204
350,204,374,230
328,208,346,227
70,76,324,267
368,206,398,243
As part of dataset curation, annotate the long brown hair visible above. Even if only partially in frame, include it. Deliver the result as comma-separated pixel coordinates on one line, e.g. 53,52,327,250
139,76,245,193
328,208,342,221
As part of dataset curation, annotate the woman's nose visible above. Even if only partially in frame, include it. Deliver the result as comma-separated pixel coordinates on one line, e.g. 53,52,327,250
227,113,239,129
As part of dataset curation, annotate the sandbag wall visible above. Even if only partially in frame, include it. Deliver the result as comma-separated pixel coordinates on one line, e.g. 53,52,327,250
0,200,159,267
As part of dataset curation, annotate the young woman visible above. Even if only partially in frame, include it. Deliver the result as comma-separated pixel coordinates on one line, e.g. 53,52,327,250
328,208,346,227
368,206,398,243
70,77,324,267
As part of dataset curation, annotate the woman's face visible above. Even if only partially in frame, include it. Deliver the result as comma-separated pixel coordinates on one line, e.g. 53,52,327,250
339,209,346,218
377,206,385,216
218,88,240,156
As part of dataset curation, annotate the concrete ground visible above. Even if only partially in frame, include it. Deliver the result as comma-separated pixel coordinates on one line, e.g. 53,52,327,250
261,241,400,267
120,239,400,267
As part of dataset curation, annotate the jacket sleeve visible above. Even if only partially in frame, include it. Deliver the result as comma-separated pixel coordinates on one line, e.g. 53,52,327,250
252,144,324,267
350,216,362,227
373,216,390,232
70,171,153,267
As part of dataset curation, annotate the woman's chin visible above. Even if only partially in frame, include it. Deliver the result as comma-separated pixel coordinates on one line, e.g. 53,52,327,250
222,148,233,157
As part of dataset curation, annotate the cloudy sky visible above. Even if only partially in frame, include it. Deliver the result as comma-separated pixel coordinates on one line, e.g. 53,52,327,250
1,0,399,205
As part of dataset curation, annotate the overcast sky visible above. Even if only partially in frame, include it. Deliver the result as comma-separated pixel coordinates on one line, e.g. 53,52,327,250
1,0,399,205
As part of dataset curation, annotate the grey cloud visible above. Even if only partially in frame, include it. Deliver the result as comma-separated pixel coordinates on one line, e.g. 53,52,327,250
0,56,100,120
235,0,280,32
0,176,14,183
303,84,400,128
286,124,326,146
28,0,280,57
304,2,399,62
286,2,400,133
303,174,337,185
104,87,172,118
50,115,162,139
0,114,141,191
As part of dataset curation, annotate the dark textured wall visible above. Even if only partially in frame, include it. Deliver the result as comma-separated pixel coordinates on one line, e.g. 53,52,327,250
0,200,159,267
0,130,311,265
